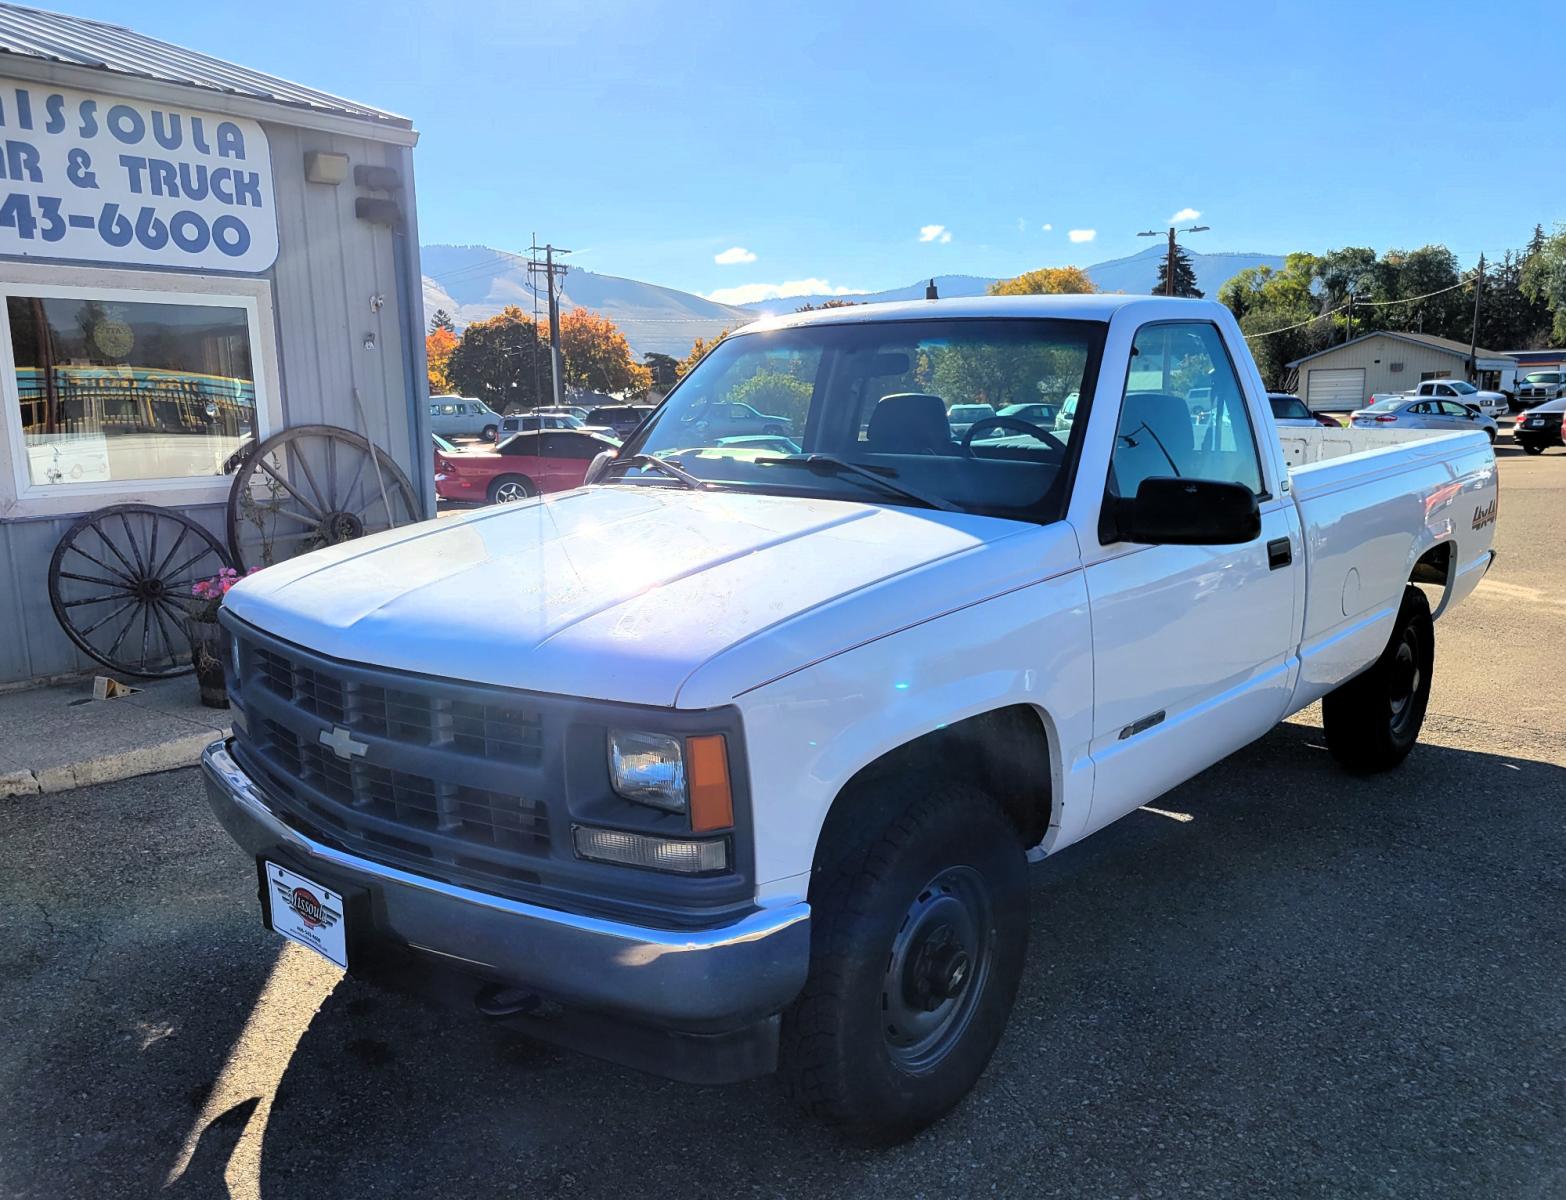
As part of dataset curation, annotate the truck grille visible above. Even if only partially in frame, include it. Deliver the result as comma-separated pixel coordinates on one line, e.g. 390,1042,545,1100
231,631,558,894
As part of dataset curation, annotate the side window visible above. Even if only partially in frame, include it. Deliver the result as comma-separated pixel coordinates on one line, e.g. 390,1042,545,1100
1435,385,1454,397
1108,322,1264,509
552,433,601,461
440,404,457,415
429,404,439,416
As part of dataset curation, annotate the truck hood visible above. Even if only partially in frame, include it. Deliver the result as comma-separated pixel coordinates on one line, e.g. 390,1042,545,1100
224,486,1036,707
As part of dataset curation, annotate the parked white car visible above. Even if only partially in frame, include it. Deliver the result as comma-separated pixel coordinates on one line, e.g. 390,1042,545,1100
207,296,1496,1141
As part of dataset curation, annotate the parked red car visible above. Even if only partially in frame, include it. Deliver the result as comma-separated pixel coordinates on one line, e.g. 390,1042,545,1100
435,429,619,504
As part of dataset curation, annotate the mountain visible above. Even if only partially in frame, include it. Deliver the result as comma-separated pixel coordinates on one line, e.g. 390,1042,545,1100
419,245,1288,357
419,244,755,358
1083,246,1286,296
738,275,997,315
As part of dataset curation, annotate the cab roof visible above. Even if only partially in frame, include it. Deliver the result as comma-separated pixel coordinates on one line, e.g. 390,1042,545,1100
733,293,1228,337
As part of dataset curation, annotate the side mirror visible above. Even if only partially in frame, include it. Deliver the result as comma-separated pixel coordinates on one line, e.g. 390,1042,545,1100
584,449,616,485
1118,477,1260,545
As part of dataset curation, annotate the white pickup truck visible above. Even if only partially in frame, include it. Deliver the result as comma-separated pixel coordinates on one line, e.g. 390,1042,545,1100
204,296,1497,1140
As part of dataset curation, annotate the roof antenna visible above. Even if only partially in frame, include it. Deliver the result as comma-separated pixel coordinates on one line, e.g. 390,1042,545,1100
925,278,939,301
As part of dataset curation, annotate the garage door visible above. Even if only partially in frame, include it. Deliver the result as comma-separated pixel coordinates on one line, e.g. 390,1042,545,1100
1306,368,1366,411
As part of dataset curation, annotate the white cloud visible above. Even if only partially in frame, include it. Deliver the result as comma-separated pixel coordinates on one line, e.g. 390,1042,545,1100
714,246,757,265
919,224,952,244
1068,228,1096,243
1017,218,1027,232
1169,207,1201,223
1041,223,1053,231
703,278,862,306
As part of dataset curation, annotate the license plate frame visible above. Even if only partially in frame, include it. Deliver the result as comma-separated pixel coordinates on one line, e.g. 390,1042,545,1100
259,859,351,969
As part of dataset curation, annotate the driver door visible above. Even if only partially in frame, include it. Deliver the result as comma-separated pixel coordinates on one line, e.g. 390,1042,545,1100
1080,320,1300,837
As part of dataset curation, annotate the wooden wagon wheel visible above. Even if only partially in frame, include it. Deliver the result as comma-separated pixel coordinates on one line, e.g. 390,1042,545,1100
48,504,233,678
226,424,420,571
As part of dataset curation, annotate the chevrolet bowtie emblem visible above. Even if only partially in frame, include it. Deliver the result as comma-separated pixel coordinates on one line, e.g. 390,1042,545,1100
319,725,368,760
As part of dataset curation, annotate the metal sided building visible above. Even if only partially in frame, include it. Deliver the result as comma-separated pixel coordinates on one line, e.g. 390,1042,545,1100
0,5,431,688
1287,331,1516,412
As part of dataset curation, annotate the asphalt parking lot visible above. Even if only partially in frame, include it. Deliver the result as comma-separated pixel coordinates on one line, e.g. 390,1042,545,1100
2,440,1564,1200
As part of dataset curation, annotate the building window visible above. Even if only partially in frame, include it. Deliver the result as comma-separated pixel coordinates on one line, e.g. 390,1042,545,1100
2,285,266,494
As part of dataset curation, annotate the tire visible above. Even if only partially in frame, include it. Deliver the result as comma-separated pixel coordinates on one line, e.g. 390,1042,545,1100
1486,428,1496,444
763,424,786,437
779,782,1028,1142
1322,585,1434,773
481,424,499,443
486,474,535,504
1522,443,1544,455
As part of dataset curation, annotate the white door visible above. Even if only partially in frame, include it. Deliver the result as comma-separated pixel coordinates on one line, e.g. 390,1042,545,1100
1306,367,1366,410
1082,321,1300,837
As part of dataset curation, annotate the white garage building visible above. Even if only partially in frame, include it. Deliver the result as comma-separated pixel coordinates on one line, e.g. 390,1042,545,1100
1287,332,1516,412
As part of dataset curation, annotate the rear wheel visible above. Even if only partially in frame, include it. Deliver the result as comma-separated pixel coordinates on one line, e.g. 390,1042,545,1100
779,782,1028,1142
1322,585,1434,773
1522,443,1544,455
487,474,535,504
481,424,499,443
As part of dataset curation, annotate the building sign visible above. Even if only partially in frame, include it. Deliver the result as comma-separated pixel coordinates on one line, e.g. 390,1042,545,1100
0,79,278,272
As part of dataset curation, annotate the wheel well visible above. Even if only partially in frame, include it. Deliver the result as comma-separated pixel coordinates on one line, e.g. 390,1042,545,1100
816,706,1053,867
1410,541,1454,615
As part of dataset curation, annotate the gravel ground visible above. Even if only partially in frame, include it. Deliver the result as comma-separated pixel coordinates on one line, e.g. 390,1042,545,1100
2,444,1563,1200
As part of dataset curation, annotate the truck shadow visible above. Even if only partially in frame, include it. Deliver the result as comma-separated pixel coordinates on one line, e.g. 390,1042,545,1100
245,722,1566,1197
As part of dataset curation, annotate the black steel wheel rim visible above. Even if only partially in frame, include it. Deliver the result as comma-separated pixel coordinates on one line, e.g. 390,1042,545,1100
1388,626,1423,739
226,424,420,571
48,504,233,678
880,865,994,1072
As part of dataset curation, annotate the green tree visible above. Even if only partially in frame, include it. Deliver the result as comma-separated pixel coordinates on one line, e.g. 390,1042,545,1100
643,352,679,390
1521,223,1566,343
428,308,455,335
731,371,815,428
1150,245,1203,298
988,266,1097,296
794,298,862,311
444,306,551,412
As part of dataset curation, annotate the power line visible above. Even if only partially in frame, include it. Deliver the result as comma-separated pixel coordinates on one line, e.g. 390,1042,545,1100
1244,271,1479,340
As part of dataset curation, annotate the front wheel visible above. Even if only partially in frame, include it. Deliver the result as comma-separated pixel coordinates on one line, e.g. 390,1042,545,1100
1322,585,1434,773
779,783,1028,1142
487,474,535,504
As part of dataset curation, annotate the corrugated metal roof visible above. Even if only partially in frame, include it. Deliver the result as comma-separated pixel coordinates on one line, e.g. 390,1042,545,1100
0,3,412,129
1288,330,1511,368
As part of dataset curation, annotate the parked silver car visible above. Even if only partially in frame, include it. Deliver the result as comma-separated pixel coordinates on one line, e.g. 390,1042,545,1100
1350,395,1497,443
428,395,502,442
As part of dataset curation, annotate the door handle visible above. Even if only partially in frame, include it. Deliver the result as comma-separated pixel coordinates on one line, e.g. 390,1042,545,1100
1267,537,1292,570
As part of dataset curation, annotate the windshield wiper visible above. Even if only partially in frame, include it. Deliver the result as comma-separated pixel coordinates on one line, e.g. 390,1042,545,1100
754,454,958,512
602,452,705,490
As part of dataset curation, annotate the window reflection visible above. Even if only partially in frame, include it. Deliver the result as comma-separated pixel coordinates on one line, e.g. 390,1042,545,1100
8,294,257,487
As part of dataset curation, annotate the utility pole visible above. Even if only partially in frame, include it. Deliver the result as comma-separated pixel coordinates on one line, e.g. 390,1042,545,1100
1468,253,1485,381
528,240,571,408
1345,290,1355,344
1138,222,1210,296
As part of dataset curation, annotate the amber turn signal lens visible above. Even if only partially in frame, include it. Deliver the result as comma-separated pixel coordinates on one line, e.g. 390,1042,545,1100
685,735,733,832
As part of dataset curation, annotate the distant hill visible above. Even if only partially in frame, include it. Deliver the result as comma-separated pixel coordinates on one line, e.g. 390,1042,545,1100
738,275,997,315
420,245,1287,357
419,244,754,358
1084,245,1286,296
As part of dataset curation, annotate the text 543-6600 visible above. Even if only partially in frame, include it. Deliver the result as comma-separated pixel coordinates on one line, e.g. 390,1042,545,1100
0,193,252,257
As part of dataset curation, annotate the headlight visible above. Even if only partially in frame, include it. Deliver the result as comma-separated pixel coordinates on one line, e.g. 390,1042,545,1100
607,730,686,812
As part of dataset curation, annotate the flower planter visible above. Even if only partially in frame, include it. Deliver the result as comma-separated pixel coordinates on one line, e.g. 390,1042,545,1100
186,617,229,709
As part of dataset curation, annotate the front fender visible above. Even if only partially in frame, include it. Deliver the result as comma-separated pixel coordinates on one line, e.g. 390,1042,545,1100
734,568,1096,900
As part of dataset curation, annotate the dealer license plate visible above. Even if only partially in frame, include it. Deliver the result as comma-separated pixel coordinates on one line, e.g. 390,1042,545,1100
263,861,348,968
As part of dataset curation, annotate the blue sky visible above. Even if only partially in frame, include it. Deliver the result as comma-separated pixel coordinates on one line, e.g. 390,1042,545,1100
49,0,1566,301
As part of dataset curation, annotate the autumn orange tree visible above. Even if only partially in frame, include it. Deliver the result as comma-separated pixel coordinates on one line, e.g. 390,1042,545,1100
678,329,731,377
425,326,457,394
988,266,1098,296
557,307,650,396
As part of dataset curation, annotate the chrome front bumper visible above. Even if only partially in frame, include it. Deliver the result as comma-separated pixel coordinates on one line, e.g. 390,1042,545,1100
201,739,810,1029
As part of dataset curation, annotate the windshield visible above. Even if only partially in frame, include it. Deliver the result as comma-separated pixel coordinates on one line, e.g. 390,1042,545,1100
1364,398,1403,412
1269,396,1312,420
1525,372,1562,384
1449,381,1477,394
619,318,1105,522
